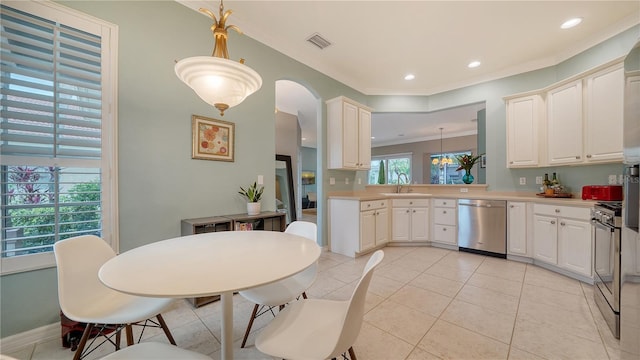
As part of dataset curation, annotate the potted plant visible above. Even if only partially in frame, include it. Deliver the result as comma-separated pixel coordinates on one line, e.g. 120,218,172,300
454,153,484,184
239,182,264,215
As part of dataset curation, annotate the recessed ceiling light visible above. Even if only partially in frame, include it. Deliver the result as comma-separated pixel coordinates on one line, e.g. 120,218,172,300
561,17,583,29
301,137,307,141
371,136,375,139
404,74,415,81
468,61,481,68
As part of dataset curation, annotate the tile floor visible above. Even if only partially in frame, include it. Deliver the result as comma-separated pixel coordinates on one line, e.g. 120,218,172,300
6,246,621,360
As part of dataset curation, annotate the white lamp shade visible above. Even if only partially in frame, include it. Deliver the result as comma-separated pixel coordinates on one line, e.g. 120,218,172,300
175,56,262,112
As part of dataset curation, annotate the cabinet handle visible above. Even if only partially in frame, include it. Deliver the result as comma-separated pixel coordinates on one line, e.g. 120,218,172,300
576,156,581,159
510,205,514,208
551,220,556,225
443,210,447,214
442,228,447,231
586,154,592,158
413,210,416,213
555,209,560,213
509,161,514,164
367,204,371,208
406,210,410,213
443,202,447,205
410,201,413,205
560,222,566,226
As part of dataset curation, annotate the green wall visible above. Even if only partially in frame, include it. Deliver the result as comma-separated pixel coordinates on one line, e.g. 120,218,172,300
1,0,638,338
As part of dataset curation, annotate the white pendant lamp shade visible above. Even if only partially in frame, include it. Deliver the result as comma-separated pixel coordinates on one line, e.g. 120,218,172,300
175,56,262,115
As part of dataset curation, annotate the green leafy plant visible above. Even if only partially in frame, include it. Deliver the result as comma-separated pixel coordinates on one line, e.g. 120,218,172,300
238,182,264,202
455,153,484,172
377,160,386,184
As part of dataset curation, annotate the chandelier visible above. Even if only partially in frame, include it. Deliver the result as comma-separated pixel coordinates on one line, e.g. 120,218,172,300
175,0,262,116
432,127,453,169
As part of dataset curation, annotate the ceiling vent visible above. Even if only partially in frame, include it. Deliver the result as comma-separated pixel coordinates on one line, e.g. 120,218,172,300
306,33,332,50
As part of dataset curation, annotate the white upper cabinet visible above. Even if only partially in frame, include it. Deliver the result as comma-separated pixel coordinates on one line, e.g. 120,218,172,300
327,96,372,170
584,64,624,162
506,94,542,168
547,80,583,165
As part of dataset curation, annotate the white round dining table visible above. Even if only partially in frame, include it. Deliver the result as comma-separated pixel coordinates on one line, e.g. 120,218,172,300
98,230,321,360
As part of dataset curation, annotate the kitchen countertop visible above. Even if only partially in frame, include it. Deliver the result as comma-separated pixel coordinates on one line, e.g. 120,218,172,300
328,191,599,208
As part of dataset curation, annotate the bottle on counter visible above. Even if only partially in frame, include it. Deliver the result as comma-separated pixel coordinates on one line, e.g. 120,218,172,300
551,172,559,186
543,173,553,195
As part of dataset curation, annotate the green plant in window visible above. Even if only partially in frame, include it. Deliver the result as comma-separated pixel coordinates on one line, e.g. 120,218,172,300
377,160,386,184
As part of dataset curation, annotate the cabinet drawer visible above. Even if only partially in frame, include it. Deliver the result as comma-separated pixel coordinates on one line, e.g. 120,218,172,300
361,200,388,211
534,204,590,220
434,224,456,244
434,198,456,208
434,207,456,225
392,199,430,207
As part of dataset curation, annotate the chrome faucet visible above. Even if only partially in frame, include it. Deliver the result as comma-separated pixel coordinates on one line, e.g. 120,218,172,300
396,173,410,193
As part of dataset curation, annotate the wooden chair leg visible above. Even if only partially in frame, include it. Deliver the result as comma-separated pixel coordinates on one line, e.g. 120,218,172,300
348,346,357,360
241,304,260,348
302,291,308,299
156,314,177,345
73,323,94,360
115,326,121,350
125,324,134,346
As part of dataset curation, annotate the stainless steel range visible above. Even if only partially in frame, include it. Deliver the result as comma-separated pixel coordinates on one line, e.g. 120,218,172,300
592,201,623,338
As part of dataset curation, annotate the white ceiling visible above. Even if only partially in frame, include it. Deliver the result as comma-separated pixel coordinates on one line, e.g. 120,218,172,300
177,1,640,148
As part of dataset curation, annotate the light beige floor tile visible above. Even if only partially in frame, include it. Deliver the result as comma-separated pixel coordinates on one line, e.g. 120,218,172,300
392,255,440,273
507,346,547,360
511,317,609,360
352,322,415,360
405,346,444,360
389,285,453,317
436,252,485,271
456,284,520,316
518,298,601,342
409,272,465,298
475,257,527,282
467,272,523,297
520,283,591,314
418,320,510,360
440,299,516,344
304,272,349,298
425,263,475,283
323,261,366,283
148,319,220,356
3,344,34,360
375,261,423,284
364,299,437,345
523,264,583,296
367,272,405,298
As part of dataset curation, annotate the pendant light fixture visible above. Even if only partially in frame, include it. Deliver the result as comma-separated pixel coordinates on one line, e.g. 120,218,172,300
175,0,262,116
432,127,453,169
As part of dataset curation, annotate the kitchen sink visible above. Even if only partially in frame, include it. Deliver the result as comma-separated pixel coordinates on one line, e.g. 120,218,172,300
380,193,432,197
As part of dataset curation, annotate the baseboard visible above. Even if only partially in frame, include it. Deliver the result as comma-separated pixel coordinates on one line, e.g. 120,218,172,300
0,322,59,354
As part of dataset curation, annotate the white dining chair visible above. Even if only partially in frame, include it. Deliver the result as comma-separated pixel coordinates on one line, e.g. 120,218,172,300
238,221,318,348
255,250,384,360
54,235,177,360
99,342,211,359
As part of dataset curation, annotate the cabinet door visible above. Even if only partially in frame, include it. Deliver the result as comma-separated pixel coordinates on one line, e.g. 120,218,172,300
547,80,583,165
411,207,429,241
508,202,528,256
558,218,592,277
342,101,360,169
358,108,371,169
360,209,376,251
585,65,624,162
507,95,540,167
375,208,389,246
533,214,558,264
392,207,410,241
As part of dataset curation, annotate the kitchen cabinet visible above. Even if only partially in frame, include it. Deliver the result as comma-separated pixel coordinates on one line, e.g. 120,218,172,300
532,204,592,278
507,201,529,257
506,95,542,168
584,63,624,163
546,80,583,165
328,198,388,257
391,199,429,242
432,198,457,246
327,96,372,170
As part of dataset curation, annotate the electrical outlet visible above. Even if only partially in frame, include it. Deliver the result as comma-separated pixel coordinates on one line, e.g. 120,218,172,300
460,188,469,193
519,177,526,185
257,175,264,185
608,174,617,184
345,178,349,185
329,177,335,185
619,174,624,184
358,178,362,185
536,176,542,185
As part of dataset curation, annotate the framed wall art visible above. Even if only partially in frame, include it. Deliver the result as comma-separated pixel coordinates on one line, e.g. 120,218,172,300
192,115,235,161
480,154,486,168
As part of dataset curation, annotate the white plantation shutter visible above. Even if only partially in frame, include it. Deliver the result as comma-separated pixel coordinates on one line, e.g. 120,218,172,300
0,1,117,274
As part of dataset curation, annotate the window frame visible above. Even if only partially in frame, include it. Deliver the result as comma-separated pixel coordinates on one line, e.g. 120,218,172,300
369,153,412,185
0,0,118,275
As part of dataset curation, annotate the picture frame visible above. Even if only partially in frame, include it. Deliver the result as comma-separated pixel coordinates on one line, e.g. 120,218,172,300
480,154,486,168
192,115,235,162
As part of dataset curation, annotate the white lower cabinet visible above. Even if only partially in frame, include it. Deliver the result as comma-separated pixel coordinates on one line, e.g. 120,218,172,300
391,199,429,242
329,198,388,257
432,199,457,246
532,204,592,277
507,201,530,256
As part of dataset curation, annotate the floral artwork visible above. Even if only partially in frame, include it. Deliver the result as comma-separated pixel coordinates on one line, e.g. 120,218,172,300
192,115,235,161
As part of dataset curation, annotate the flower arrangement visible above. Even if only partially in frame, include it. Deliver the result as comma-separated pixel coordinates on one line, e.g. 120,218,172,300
455,153,484,172
238,182,264,202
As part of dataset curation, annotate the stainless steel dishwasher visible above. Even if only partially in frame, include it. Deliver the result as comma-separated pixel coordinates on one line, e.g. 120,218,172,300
457,199,507,258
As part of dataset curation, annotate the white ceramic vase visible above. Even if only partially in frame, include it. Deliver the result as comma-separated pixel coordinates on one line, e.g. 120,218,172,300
247,202,261,215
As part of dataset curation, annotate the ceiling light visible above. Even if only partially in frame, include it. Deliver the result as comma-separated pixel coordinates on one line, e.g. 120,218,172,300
468,61,481,68
175,0,262,116
432,128,453,170
404,74,415,81
561,17,583,29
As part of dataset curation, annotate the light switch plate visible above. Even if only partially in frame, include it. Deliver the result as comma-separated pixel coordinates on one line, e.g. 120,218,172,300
519,177,526,185
345,178,349,185
257,175,264,185
619,174,624,184
358,178,362,185
329,177,335,185
608,175,617,184
536,176,542,185
460,188,468,193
